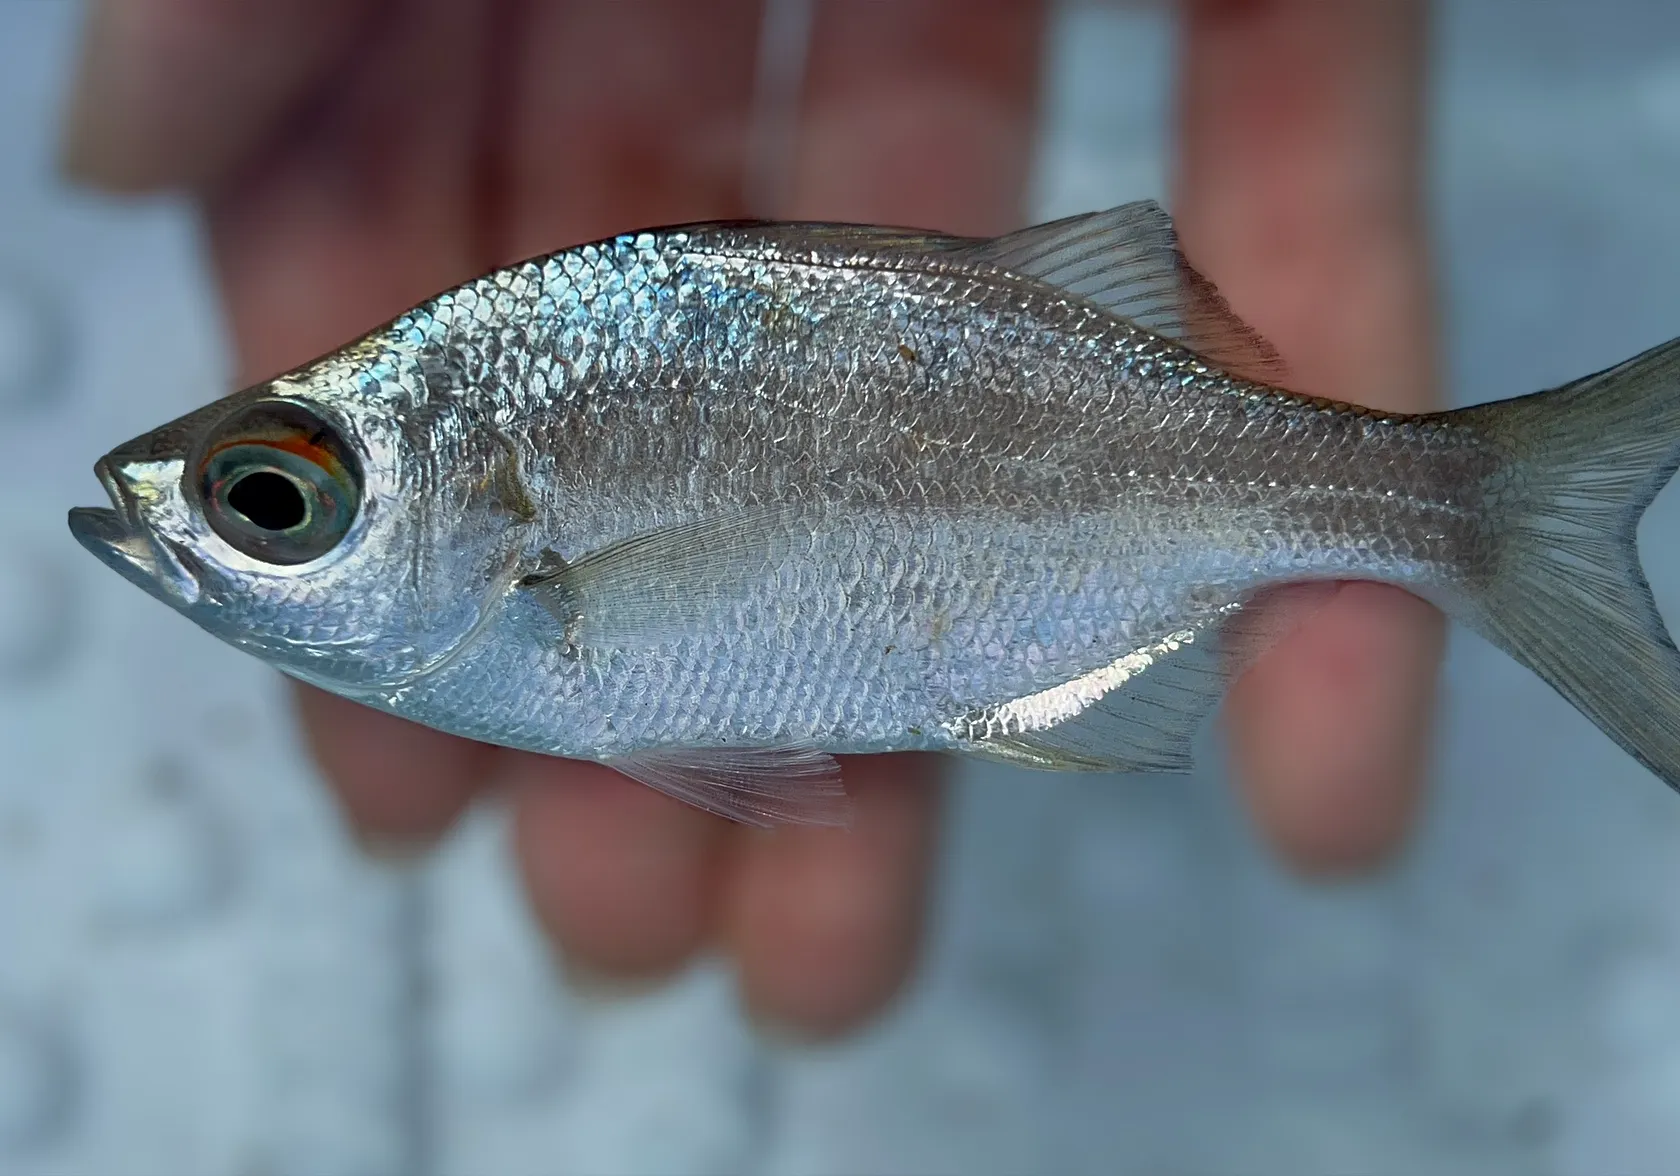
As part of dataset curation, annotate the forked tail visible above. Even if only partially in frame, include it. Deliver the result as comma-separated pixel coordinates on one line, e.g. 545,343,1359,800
1452,338,1680,789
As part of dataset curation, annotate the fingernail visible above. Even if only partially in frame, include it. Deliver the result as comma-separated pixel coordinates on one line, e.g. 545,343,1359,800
744,1007,823,1049
741,987,875,1047
352,833,434,866
559,956,678,1005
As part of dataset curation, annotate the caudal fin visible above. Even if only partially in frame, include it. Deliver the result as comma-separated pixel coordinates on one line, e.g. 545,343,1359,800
1454,338,1680,789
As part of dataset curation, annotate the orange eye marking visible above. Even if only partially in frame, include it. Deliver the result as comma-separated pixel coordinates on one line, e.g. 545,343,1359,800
203,431,349,481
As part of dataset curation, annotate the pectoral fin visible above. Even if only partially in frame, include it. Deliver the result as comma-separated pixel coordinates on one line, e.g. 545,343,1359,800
519,506,799,650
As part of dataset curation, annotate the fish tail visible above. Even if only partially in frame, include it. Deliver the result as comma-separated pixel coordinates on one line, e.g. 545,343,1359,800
1453,336,1680,789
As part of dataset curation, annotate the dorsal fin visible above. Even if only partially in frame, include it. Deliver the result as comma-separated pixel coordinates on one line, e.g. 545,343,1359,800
965,201,1288,386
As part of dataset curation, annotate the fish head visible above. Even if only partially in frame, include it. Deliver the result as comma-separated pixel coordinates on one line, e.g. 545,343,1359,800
70,342,532,694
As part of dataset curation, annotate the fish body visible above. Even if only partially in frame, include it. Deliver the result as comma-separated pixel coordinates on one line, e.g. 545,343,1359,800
70,203,1680,822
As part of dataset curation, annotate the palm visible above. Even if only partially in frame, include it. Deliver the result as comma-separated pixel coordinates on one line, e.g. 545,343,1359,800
68,0,1437,1036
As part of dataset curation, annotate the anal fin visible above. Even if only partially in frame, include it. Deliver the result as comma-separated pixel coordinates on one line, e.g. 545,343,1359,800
956,585,1333,773
962,625,1226,773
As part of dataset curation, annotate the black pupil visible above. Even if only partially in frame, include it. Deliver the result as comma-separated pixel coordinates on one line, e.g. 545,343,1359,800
227,470,307,532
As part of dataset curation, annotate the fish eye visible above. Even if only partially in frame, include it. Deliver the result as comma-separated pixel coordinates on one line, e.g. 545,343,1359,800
226,469,308,531
193,401,361,565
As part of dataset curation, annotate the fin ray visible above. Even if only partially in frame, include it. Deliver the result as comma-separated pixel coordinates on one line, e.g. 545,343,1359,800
520,505,800,649
608,745,849,827
955,586,1333,773
1451,337,1680,790
965,201,1288,386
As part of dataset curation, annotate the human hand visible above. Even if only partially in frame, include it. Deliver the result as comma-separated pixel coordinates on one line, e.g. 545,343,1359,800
64,0,1437,1037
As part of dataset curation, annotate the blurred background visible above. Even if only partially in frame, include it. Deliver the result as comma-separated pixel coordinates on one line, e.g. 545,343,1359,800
6,1,1680,1173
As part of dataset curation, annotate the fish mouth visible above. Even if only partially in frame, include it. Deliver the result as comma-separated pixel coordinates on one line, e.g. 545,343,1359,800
68,456,200,605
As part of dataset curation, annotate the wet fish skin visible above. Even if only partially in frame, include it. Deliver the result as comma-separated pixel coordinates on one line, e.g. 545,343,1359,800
69,203,1680,823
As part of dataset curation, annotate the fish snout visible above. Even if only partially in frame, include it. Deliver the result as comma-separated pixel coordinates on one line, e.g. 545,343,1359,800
69,453,202,606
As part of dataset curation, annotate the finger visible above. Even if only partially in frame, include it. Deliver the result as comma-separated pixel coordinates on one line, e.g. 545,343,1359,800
1226,584,1441,870
490,0,766,984
715,0,1045,1038
294,684,492,853
200,1,502,840
206,0,494,381
61,0,379,192
507,756,724,983
1174,0,1440,871
492,0,766,262
788,0,1046,233
723,757,943,1038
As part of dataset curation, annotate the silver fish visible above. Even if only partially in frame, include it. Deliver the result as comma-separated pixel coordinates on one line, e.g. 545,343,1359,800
69,201,1680,824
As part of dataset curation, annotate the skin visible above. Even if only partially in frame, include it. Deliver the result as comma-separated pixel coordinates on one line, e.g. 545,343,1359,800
64,0,1438,1037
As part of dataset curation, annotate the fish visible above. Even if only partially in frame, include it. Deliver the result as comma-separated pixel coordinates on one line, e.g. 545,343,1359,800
68,200,1680,826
